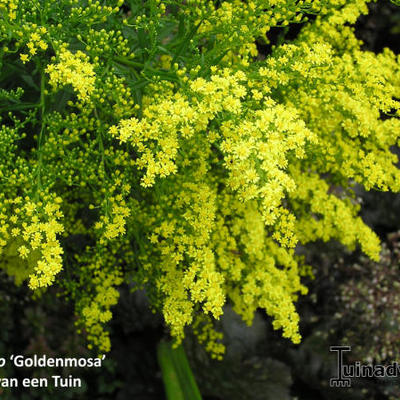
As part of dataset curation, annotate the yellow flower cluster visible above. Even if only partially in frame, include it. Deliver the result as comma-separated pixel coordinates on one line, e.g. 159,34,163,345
183,0,337,66
19,26,48,63
67,220,136,352
62,225,136,353
291,169,381,261
107,22,400,346
211,196,307,345
78,252,123,353
192,315,225,360
142,177,224,344
0,0,18,20
95,190,131,244
2,0,400,357
0,194,64,290
46,48,96,102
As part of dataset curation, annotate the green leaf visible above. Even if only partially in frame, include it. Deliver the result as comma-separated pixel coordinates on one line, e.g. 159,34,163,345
157,341,202,400
171,19,203,65
21,74,40,91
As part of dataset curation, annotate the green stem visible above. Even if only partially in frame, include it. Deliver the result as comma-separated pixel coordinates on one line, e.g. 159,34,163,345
113,56,180,82
0,103,41,113
94,107,110,216
35,70,46,198
113,56,146,69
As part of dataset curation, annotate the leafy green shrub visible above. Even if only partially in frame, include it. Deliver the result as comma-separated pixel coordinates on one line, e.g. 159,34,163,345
335,232,400,364
0,0,399,356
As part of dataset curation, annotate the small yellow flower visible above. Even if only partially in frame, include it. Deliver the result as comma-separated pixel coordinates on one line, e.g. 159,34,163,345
18,245,30,259
20,53,29,63
30,32,40,42
38,40,48,50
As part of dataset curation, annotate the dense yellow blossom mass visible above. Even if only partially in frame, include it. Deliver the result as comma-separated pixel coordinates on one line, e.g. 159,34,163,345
46,49,96,103
0,0,399,355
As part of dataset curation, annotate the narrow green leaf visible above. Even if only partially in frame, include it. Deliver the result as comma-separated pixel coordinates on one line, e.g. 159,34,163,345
158,341,185,400
157,341,202,400
171,19,203,65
